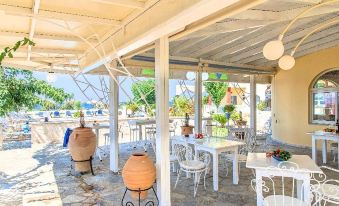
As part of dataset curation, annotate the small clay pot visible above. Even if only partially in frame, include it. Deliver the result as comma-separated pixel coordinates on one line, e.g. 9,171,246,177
181,125,194,137
122,153,156,199
69,127,96,172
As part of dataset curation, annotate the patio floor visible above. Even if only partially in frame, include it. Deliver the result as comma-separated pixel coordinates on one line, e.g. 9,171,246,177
0,138,338,206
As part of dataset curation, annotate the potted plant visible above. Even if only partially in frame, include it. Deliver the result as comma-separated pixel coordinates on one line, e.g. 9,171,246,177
181,113,194,137
212,113,228,127
223,104,235,119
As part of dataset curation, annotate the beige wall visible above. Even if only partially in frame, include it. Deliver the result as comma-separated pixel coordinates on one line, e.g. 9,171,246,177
272,46,339,147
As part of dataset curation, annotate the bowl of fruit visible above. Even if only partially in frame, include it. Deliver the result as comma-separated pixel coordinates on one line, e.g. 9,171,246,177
194,133,205,142
266,149,291,161
322,128,336,133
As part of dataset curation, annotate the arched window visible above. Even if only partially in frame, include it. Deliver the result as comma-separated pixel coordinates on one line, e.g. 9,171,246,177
310,69,339,124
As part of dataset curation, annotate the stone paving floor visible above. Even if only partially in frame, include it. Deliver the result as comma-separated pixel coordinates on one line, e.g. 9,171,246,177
0,137,338,206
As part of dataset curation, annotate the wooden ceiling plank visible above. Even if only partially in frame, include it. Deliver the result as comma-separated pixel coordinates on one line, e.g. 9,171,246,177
92,0,145,9
234,23,339,64
0,4,121,25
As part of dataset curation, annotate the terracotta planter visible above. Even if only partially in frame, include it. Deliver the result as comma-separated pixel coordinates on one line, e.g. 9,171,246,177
122,153,156,199
181,125,194,137
236,120,247,127
69,127,96,172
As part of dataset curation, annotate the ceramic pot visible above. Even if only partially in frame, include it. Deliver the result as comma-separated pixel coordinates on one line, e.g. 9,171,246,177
181,125,194,137
122,153,156,199
69,127,96,172
236,120,247,127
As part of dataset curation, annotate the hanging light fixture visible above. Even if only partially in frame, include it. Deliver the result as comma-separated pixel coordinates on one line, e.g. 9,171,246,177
47,72,57,83
263,38,284,60
263,0,339,68
186,71,196,80
201,72,209,81
278,55,295,70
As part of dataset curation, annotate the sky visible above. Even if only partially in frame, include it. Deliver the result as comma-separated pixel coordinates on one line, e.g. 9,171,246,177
33,71,192,103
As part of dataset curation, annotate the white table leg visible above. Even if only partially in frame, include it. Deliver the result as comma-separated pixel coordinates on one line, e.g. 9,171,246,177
337,142,339,168
312,136,317,163
138,125,142,141
322,139,327,164
233,147,239,185
213,151,218,191
302,176,311,204
256,170,263,206
297,179,303,200
95,128,102,161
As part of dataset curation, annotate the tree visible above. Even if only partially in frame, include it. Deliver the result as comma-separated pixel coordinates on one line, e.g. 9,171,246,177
0,67,72,116
131,79,155,106
203,82,228,110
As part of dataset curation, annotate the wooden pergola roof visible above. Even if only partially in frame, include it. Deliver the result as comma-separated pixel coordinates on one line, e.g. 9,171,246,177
0,0,338,76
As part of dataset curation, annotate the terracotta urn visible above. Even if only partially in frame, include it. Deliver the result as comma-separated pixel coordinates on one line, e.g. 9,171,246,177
181,125,194,137
236,120,247,127
69,127,96,172
122,153,156,199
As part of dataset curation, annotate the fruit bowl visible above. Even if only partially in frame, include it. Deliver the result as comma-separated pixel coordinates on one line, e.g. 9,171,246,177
266,149,291,161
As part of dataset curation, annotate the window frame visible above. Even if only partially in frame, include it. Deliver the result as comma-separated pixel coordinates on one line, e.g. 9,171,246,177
309,68,339,125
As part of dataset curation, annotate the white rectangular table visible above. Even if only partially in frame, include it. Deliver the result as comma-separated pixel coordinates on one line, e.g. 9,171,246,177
246,153,323,206
92,123,109,160
172,136,245,191
308,131,339,168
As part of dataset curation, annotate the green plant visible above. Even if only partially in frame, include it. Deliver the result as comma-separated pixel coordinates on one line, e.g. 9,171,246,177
126,101,139,114
73,110,81,118
146,104,156,116
42,100,57,111
171,95,194,116
202,95,209,105
257,100,266,111
212,113,228,126
131,79,155,106
223,104,235,113
230,111,241,121
74,101,82,110
0,38,35,65
203,82,228,110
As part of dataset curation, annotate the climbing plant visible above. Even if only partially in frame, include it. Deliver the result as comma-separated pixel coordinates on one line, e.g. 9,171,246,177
203,82,228,110
0,37,35,64
131,79,155,105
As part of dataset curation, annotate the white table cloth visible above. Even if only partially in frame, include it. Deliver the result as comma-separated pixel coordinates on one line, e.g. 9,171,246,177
172,135,245,191
307,131,339,168
246,153,323,206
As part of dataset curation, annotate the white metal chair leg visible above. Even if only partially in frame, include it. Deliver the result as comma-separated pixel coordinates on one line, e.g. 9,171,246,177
193,171,202,197
175,169,182,189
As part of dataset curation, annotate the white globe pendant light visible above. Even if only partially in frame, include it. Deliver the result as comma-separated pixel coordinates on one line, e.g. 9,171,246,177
186,71,196,80
278,55,295,70
47,72,57,83
263,40,284,60
201,72,209,81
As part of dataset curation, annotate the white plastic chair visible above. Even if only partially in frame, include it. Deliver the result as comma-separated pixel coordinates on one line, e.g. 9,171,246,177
173,143,210,197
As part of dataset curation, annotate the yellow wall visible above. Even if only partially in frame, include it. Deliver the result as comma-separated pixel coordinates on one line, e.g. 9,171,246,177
272,46,339,146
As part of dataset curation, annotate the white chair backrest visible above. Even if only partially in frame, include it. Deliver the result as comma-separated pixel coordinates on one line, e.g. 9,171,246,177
173,143,194,166
251,161,312,206
229,127,256,154
312,166,339,205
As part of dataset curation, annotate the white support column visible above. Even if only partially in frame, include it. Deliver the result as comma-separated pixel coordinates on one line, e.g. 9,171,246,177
194,70,202,134
155,36,171,206
250,75,257,135
109,72,119,173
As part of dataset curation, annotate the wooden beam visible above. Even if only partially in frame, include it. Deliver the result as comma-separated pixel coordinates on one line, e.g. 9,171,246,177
27,0,40,61
1,46,85,54
0,30,98,43
93,0,144,9
0,4,121,25
80,0,265,72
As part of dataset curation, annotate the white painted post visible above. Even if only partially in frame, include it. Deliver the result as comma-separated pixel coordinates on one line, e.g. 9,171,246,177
155,36,171,206
109,72,119,173
250,75,257,135
194,70,202,133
